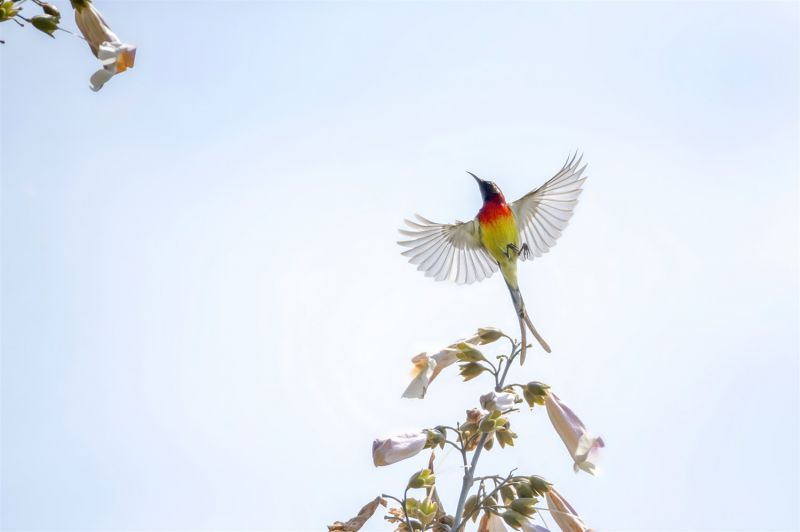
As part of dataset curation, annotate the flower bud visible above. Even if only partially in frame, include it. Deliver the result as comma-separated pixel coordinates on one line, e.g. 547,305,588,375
464,494,480,523
501,510,528,530
527,476,552,496
459,362,486,381
31,14,58,37
510,498,537,518
417,497,438,525
407,468,435,489
479,415,498,433
456,342,486,362
500,484,517,505
514,480,535,499
424,427,446,449
476,327,505,343
41,2,60,18
372,432,427,467
523,381,550,407
496,428,517,448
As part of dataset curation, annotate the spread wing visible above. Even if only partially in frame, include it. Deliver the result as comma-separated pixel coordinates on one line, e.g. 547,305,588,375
510,153,588,260
398,215,499,284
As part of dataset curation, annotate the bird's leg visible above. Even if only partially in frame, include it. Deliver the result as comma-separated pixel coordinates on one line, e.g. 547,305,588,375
504,243,518,259
505,243,530,260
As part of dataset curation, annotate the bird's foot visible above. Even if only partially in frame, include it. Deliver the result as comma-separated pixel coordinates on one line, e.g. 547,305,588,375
505,243,530,260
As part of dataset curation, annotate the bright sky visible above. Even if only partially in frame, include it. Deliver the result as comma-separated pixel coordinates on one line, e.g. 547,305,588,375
1,1,798,530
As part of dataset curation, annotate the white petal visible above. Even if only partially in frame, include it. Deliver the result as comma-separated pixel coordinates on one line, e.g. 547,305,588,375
89,67,114,91
74,3,120,54
96,41,125,65
402,356,436,399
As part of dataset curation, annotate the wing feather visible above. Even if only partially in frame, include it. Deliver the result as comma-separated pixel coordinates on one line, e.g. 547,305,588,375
510,153,588,260
398,215,498,284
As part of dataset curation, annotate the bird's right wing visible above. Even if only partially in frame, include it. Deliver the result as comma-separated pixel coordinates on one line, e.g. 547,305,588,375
510,153,588,260
398,215,499,284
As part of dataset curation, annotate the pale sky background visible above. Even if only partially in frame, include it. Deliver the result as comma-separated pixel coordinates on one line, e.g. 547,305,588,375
1,1,798,531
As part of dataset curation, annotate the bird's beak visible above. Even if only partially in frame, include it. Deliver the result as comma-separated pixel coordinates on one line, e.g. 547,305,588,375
467,171,483,184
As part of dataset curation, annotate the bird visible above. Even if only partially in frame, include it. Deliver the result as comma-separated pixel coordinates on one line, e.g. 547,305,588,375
398,153,587,363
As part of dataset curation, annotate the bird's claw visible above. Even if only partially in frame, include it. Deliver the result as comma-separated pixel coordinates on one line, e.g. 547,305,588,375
506,243,531,260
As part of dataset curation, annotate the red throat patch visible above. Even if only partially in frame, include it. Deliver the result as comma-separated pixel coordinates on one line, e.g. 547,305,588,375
478,199,513,225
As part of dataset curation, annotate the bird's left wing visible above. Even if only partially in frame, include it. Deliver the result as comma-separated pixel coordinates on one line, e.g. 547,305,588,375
398,215,499,284
510,153,588,260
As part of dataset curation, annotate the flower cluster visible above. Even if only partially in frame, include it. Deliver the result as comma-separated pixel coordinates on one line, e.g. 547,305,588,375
329,328,605,531
1,0,135,90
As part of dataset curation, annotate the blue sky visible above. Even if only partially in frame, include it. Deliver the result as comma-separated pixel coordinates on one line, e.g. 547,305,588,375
1,1,798,530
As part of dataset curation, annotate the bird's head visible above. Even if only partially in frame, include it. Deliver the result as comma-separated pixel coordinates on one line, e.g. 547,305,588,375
468,172,504,203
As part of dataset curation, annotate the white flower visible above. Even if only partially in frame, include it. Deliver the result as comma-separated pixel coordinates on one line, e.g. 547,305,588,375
479,391,517,412
73,0,135,91
545,488,591,532
402,353,437,399
544,392,604,475
401,329,502,399
401,344,464,399
372,431,427,467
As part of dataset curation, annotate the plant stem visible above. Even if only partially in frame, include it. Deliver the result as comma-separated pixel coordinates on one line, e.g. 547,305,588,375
451,432,488,531
450,344,520,531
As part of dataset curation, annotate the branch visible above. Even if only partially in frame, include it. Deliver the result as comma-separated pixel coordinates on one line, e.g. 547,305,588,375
450,342,521,530
455,469,517,530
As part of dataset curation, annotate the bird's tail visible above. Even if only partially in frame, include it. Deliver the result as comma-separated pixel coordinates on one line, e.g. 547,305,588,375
504,279,551,363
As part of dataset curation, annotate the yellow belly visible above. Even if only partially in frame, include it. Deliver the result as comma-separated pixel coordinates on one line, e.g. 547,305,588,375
480,216,520,265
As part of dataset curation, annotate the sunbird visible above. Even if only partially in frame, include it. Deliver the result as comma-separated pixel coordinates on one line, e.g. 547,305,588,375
399,153,587,362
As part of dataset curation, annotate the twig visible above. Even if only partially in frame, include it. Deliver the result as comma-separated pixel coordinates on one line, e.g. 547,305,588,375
382,492,414,532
